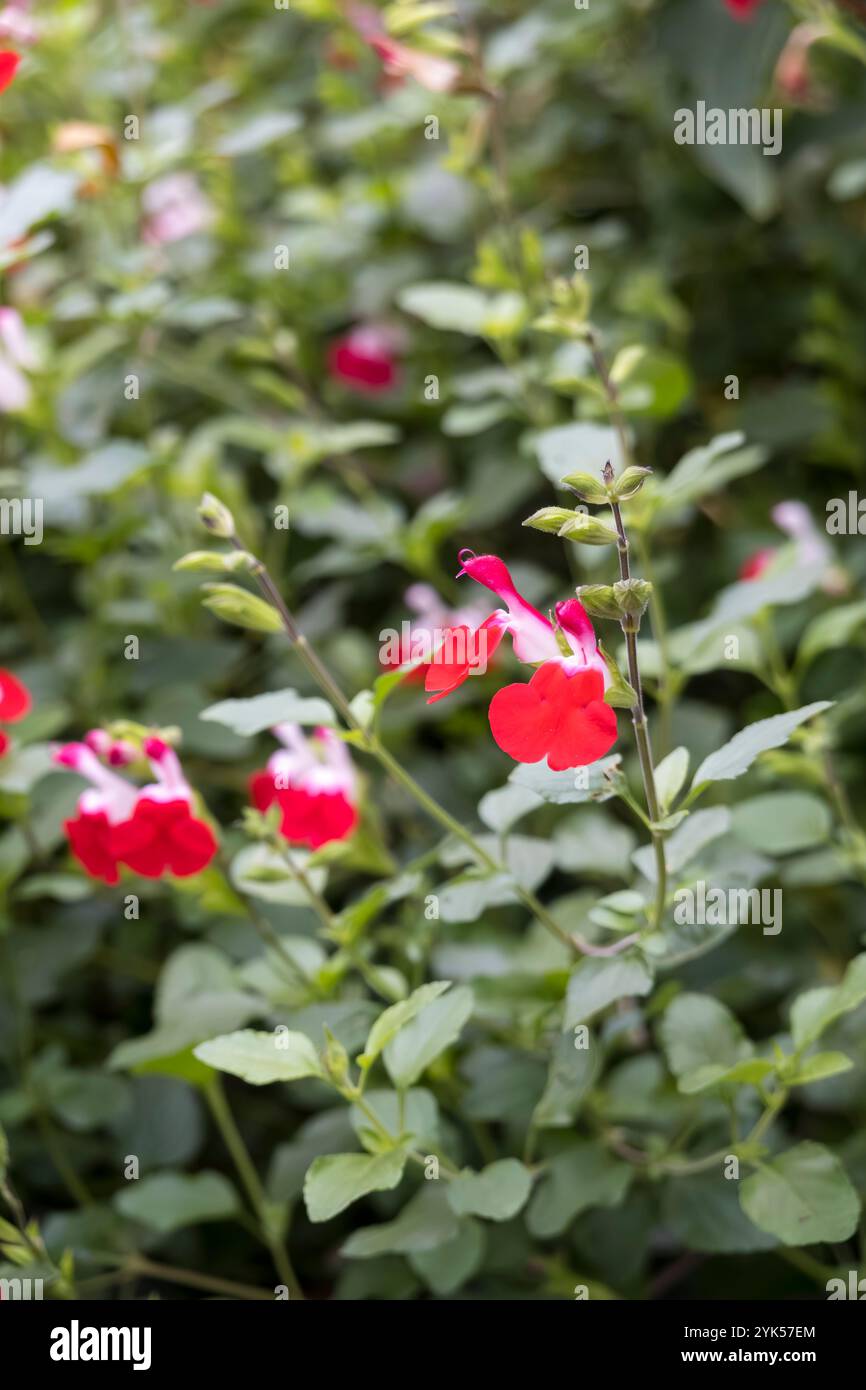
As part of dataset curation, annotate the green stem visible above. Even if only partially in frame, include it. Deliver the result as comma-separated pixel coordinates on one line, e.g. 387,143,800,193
205,1076,304,1300
228,535,580,957
608,498,666,930
217,853,317,994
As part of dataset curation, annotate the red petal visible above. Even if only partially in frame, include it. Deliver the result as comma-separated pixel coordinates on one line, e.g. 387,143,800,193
0,732,7,758
0,51,19,95
0,669,31,722
66,812,121,884
164,815,218,876
488,681,555,764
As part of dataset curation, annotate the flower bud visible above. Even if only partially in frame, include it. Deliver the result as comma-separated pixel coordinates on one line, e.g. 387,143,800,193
559,471,611,505
322,1027,350,1085
198,492,236,539
574,584,622,621
202,583,283,633
522,506,580,534
608,465,653,501
174,549,254,573
556,512,619,546
613,578,653,618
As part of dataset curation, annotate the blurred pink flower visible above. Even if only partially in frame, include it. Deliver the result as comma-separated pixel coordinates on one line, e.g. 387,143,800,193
740,500,845,594
141,173,214,246
0,1,35,46
724,0,763,18
0,306,36,411
346,3,460,93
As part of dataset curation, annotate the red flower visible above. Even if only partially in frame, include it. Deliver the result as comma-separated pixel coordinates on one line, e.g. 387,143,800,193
489,663,617,772
65,808,123,885
54,735,217,883
0,50,19,93
425,552,618,770
250,724,358,851
0,667,30,756
739,546,776,581
110,795,218,879
724,0,762,18
328,325,399,394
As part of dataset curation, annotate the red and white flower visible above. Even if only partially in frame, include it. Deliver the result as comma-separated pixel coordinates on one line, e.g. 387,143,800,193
425,551,618,771
380,582,490,681
54,736,217,884
739,500,840,591
250,723,358,850
346,3,460,93
0,667,30,756
328,323,401,394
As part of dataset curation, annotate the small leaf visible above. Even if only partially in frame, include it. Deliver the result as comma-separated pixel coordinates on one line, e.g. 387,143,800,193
201,688,336,734
739,1142,860,1246
691,702,832,793
115,1171,239,1235
304,1148,409,1224
447,1159,533,1222
790,954,866,1050
384,986,474,1089
193,1029,325,1085
654,746,689,811
563,954,653,1029
359,982,452,1069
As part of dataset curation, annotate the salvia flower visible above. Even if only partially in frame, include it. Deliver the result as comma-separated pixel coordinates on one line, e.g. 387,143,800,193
54,736,218,884
426,552,618,771
250,723,358,850
141,173,214,247
739,500,843,592
0,306,37,412
0,667,30,756
380,582,490,682
346,3,460,93
0,48,19,92
328,324,400,394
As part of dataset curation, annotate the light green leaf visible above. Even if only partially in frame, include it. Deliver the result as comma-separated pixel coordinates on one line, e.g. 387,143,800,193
563,954,653,1029
533,1030,600,1128
447,1159,533,1222
739,1142,860,1246
527,1142,631,1238
200,687,335,735
341,1184,458,1258
533,421,624,487
660,993,755,1094
790,954,866,1050
409,1218,485,1296
193,1029,325,1085
509,754,621,805
359,982,452,1068
654,746,689,811
691,703,832,792
304,1148,409,1224
115,1171,239,1235
731,792,831,856
786,1052,853,1086
397,281,491,335
384,986,474,1089
797,600,866,670
477,783,543,834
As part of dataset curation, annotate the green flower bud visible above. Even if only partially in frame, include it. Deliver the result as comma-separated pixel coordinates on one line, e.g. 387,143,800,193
559,470,611,505
198,492,236,539
608,465,653,501
557,512,620,546
322,1027,350,1085
574,584,622,621
522,506,580,534
613,578,653,618
202,583,283,633
173,549,254,574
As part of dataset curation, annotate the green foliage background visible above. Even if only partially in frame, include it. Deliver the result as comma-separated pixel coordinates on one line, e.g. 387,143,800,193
1,0,866,1301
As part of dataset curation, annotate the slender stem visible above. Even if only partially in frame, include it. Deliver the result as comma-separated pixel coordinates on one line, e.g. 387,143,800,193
216,853,317,993
205,1076,304,1300
228,535,580,956
88,1250,275,1301
608,499,667,929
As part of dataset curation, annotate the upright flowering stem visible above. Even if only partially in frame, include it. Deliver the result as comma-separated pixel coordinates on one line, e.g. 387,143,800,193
224,534,579,955
606,482,667,929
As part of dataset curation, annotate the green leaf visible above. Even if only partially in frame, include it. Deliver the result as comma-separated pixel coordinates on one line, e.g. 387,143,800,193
200,687,336,734
201,583,283,633
662,1171,778,1253
304,1148,410,1224
691,702,832,793
786,1052,853,1086
660,993,763,1093
447,1159,533,1222
359,982,452,1069
477,784,543,834
654,746,689,811
409,1218,486,1296
739,1142,860,1246
115,1171,239,1235
230,843,327,906
789,954,866,1050
532,1030,600,1128
341,1184,458,1258
655,433,767,517
193,1029,325,1085
533,422,625,488
563,954,653,1029
384,986,474,1089
527,1142,632,1238
797,600,866,670
731,792,831,856
509,754,621,805
397,282,491,335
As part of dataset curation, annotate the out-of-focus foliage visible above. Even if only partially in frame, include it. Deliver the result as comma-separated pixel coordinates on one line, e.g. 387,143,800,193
1,0,866,1303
